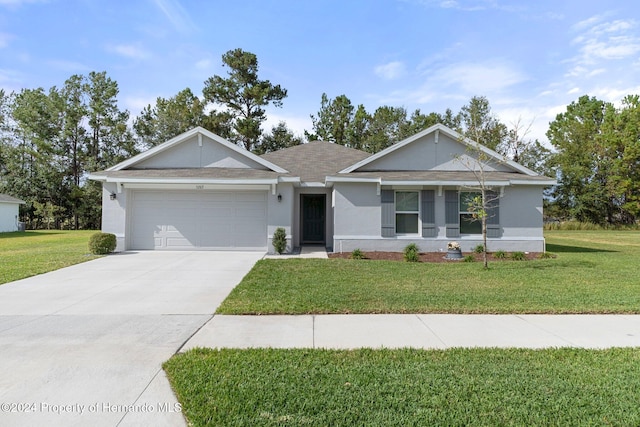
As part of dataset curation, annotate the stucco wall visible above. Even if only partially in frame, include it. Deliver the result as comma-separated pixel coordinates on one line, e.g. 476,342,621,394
500,186,544,238
333,182,381,240
101,183,128,251
0,203,19,232
332,183,547,253
266,183,294,254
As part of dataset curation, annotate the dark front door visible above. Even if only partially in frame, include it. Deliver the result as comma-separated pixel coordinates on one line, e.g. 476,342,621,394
301,194,326,244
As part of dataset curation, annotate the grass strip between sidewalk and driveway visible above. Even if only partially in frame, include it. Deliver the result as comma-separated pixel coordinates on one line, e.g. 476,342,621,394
165,347,640,426
0,230,99,285
217,230,640,314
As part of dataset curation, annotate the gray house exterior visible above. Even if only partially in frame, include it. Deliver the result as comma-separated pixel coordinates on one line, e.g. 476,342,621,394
90,124,555,253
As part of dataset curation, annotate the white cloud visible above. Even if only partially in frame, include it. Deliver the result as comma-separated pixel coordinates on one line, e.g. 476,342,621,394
570,17,640,65
572,14,605,31
123,95,157,114
150,0,196,33
374,61,406,80
567,87,580,94
429,60,527,94
263,111,312,139
403,0,521,13
195,58,212,70
106,43,151,60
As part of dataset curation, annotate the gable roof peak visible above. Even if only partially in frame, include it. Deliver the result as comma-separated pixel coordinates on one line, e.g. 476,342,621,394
340,123,539,176
106,127,287,173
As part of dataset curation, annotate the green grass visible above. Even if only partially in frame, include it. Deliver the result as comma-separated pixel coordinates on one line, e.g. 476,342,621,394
217,230,640,314
0,230,99,284
165,347,640,426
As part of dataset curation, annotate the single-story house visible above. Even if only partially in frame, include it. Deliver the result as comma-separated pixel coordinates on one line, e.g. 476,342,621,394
89,124,555,253
0,194,25,232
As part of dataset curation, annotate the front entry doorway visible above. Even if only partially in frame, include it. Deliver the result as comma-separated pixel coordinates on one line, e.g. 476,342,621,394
301,194,326,244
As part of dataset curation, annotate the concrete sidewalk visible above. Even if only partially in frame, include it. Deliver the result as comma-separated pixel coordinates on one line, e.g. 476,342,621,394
183,314,640,350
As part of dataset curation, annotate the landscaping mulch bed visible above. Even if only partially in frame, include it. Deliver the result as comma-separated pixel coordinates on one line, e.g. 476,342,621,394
328,251,542,262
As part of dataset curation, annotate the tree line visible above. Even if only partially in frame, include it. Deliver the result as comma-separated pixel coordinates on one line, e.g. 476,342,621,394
0,48,638,229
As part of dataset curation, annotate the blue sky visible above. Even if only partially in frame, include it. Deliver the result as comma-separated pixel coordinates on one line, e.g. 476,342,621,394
1,0,639,143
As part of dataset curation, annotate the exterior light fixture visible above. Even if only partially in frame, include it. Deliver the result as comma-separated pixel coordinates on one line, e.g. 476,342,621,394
110,193,117,201
277,194,282,202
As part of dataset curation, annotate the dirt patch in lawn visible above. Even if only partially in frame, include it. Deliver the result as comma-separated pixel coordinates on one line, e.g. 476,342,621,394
328,251,544,262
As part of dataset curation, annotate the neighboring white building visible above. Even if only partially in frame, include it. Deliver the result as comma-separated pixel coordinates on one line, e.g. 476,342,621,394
0,194,25,233
90,125,555,253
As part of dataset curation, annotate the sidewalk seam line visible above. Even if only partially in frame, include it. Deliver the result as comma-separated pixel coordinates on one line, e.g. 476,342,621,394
515,314,576,346
415,314,448,348
175,313,215,354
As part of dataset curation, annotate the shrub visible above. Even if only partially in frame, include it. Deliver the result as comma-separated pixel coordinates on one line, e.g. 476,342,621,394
350,248,366,260
88,232,116,255
493,250,506,259
272,227,287,254
473,244,484,254
511,251,526,261
539,252,555,259
403,243,420,262
463,255,475,262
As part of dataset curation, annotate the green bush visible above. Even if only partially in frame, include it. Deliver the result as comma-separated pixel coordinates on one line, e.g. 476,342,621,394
473,244,484,254
403,243,420,262
539,252,555,259
463,255,475,262
350,248,366,260
272,227,287,254
88,232,116,255
493,250,506,259
511,251,526,261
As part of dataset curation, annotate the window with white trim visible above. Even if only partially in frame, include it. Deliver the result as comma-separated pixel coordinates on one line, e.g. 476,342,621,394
395,191,419,234
459,192,482,234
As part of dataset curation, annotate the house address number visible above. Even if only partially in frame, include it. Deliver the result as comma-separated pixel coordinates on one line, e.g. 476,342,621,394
195,185,204,190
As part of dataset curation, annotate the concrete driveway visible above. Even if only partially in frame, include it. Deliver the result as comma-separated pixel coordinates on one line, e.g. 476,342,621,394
0,251,263,427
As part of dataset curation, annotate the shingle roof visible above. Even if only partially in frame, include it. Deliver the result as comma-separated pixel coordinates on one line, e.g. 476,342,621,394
90,138,553,186
261,141,371,183
0,194,25,204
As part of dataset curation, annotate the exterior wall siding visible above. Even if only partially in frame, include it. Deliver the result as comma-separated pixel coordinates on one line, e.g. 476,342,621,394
359,132,512,172
135,135,267,169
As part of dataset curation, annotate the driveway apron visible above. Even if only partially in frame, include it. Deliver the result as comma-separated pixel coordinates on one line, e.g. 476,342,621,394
0,251,263,427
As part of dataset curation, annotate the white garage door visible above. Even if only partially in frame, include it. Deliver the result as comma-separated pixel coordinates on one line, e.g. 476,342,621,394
130,191,267,250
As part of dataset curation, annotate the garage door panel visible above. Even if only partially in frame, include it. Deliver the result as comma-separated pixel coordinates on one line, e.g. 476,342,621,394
130,190,267,250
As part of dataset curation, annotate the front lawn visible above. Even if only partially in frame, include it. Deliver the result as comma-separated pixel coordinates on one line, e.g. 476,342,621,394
0,230,99,284
165,347,640,426
217,230,640,314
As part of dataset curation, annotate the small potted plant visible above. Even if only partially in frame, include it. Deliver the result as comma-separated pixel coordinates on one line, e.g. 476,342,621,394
445,241,463,260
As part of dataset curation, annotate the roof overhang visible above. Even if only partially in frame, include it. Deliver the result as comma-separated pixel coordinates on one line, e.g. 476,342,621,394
326,176,556,187
88,173,302,187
